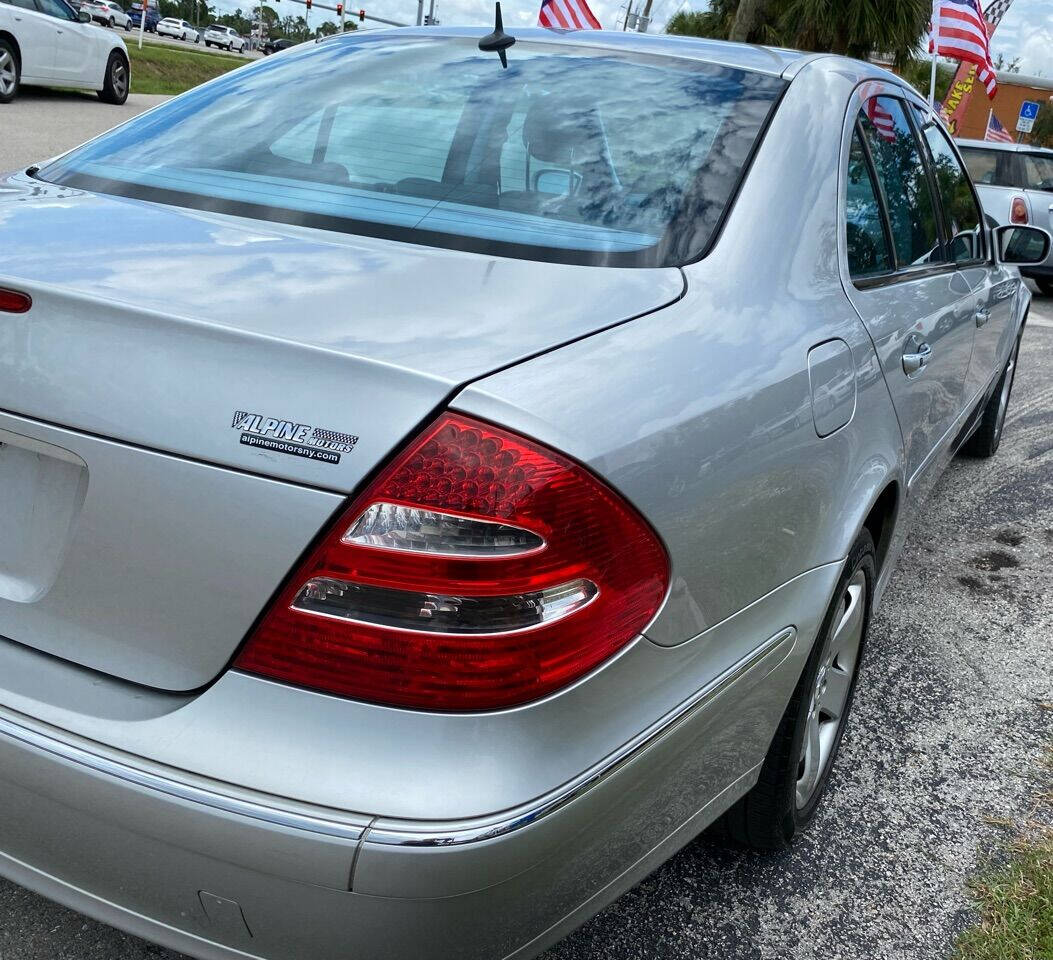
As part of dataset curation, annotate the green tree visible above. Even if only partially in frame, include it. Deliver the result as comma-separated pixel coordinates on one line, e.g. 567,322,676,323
668,0,931,67
1031,107,1053,148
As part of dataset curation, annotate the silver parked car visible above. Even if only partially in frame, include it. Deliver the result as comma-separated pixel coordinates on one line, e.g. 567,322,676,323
0,28,1048,960
958,138,1053,295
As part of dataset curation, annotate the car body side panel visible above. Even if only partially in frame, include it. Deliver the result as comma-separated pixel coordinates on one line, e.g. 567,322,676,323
0,2,55,82
457,59,905,647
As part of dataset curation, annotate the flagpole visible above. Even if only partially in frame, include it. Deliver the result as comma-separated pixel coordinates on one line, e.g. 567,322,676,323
928,1,939,106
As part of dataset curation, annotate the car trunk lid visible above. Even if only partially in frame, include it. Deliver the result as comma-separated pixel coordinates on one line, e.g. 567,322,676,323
0,175,682,689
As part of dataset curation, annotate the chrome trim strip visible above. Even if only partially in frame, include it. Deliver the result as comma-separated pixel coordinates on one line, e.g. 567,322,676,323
0,713,366,842
364,626,797,847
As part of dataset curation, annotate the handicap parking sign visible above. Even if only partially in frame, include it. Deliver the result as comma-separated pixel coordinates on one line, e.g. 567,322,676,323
1017,100,1040,133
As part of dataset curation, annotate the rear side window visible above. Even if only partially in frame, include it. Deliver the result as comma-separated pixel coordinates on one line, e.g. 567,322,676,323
859,97,942,268
37,36,786,268
845,128,893,278
1022,153,1053,191
914,111,984,263
959,146,1018,188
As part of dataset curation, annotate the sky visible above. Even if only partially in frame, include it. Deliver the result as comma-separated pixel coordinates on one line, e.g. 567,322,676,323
225,0,1053,77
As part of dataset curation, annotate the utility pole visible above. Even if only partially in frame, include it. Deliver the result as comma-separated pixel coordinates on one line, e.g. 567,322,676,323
636,0,652,30
415,0,422,24
621,0,631,29
425,0,434,23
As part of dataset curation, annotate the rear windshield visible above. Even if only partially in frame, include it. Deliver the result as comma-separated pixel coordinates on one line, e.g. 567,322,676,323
38,35,785,267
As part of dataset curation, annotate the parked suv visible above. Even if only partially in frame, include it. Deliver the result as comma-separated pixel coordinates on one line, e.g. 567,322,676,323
126,0,158,31
958,139,1053,294
203,22,244,50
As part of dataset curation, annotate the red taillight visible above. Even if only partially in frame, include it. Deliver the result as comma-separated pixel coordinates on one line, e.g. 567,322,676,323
1010,197,1029,224
0,289,31,313
236,413,669,710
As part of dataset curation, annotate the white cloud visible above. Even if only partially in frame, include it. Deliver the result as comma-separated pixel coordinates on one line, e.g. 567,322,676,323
991,0,1053,76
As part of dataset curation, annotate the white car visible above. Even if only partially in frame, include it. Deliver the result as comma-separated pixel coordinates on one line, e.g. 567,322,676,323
202,22,243,51
80,0,129,29
0,0,129,104
156,16,197,41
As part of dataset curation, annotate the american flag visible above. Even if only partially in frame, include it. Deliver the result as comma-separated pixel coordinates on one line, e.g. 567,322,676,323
538,0,601,29
984,112,1014,142
930,0,998,100
867,97,897,142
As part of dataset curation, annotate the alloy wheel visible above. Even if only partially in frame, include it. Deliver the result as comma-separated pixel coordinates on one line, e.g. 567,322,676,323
796,568,866,809
111,58,128,99
0,50,16,98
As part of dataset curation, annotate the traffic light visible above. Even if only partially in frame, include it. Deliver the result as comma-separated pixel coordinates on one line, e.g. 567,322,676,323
335,3,342,13
304,0,310,8
358,7,364,19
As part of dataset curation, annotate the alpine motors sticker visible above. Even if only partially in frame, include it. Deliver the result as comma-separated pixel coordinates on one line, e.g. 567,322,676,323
232,410,358,465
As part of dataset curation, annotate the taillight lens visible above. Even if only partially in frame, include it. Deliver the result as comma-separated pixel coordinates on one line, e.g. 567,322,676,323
0,288,31,314
236,413,669,710
1010,197,1029,224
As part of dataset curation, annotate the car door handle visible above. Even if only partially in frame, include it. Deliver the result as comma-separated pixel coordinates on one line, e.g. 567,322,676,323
975,306,991,327
902,341,932,376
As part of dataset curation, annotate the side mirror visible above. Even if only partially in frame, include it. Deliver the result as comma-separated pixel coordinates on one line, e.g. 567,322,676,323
77,9,91,20
995,224,1051,265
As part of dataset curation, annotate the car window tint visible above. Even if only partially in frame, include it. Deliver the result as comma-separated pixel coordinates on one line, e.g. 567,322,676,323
859,97,943,267
959,146,1020,188
35,0,76,18
914,111,984,263
4,0,39,10
42,37,785,267
1022,153,1053,191
846,128,893,278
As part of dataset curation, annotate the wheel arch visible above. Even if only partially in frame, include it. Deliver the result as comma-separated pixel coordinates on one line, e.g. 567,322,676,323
0,30,21,69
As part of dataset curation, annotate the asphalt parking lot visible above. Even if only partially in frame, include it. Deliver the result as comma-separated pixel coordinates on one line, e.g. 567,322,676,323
0,104,1051,959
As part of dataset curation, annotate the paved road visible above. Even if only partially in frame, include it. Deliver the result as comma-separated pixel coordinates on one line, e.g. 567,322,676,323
0,89,169,173
0,100,1051,958
129,32,262,58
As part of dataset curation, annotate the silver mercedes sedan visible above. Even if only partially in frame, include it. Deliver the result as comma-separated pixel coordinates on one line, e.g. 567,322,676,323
0,27,1048,960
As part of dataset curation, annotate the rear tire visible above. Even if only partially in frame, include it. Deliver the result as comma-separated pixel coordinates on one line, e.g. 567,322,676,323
97,50,129,105
0,39,18,104
715,530,876,850
962,336,1020,458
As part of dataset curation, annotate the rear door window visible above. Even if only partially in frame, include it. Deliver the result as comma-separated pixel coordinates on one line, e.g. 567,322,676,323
845,127,893,278
858,97,943,268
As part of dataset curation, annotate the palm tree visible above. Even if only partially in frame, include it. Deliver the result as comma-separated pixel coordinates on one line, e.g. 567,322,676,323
668,0,931,67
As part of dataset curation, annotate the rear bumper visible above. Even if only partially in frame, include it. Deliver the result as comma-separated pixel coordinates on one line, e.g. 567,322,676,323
0,625,801,960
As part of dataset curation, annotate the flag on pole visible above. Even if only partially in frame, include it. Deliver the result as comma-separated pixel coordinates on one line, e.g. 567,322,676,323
930,0,998,100
984,111,1014,142
981,0,1014,26
538,0,601,29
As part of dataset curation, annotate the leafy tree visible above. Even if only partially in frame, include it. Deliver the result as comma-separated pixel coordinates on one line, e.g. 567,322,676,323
1031,106,1053,148
668,0,931,66
992,52,1021,72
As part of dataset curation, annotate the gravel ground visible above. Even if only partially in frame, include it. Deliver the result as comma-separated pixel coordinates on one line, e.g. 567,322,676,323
0,94,1050,955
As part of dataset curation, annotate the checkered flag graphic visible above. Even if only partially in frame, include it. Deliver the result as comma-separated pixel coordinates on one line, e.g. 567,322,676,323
983,0,1014,27
311,427,359,448
232,410,250,428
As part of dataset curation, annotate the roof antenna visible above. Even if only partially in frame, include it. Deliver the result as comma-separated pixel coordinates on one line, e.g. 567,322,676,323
479,1,515,68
